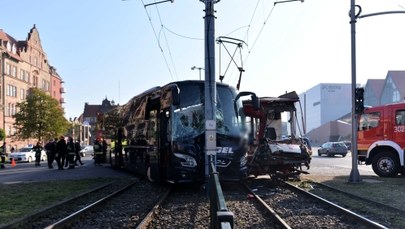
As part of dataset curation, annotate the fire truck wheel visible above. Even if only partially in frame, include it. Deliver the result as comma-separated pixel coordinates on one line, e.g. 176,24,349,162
372,151,399,177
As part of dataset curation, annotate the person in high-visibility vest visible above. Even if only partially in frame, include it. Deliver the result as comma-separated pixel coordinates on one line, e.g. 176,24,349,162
33,141,43,166
0,142,6,169
66,137,76,169
93,137,103,166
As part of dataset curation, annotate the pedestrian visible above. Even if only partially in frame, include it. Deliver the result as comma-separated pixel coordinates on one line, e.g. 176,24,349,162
101,137,107,163
33,141,43,166
74,139,84,166
56,136,67,170
66,137,76,169
45,139,56,169
93,137,103,166
0,142,6,169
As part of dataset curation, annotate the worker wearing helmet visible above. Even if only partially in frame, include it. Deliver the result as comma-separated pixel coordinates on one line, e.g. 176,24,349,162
93,137,103,166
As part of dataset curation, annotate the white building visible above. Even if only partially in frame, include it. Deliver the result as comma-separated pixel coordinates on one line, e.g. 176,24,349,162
298,83,353,134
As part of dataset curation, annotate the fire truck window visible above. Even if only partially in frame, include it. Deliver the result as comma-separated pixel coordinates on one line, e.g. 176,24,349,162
395,110,405,125
359,112,380,130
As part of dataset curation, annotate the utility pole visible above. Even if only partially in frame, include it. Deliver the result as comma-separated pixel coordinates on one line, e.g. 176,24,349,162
203,0,219,181
349,0,361,183
348,1,405,183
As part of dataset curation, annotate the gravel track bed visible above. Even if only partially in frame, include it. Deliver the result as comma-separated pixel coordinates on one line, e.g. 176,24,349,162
68,180,169,228
222,183,281,229
246,179,369,229
147,185,210,229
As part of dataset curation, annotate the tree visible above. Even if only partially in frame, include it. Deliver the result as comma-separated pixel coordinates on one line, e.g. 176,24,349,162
14,88,70,141
0,129,5,141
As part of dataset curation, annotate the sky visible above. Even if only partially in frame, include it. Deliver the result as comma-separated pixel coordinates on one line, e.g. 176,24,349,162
2,0,405,119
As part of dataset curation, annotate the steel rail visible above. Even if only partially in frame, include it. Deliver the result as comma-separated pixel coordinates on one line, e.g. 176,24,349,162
242,182,292,229
44,180,139,229
136,186,173,229
1,182,114,229
283,182,389,229
311,181,405,216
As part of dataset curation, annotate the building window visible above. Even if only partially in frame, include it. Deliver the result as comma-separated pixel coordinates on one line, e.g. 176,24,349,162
11,66,17,77
20,88,25,100
5,63,10,75
393,90,400,103
6,85,17,97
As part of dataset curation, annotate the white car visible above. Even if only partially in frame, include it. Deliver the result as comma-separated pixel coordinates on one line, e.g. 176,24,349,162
80,145,94,157
9,146,47,163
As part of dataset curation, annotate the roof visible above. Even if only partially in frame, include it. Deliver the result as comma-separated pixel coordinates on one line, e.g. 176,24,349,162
82,98,117,118
387,71,405,96
365,79,385,99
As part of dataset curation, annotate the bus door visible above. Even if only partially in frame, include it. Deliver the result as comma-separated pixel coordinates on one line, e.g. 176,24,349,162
158,108,172,181
145,98,161,181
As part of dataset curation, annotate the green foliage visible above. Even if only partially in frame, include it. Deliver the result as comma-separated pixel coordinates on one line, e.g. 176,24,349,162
13,88,70,141
103,107,123,139
0,129,5,141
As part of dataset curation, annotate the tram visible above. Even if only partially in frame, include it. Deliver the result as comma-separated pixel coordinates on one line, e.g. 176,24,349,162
104,80,258,183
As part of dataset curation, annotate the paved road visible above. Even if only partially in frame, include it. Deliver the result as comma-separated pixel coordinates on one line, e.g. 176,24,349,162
308,151,376,177
0,150,379,185
0,156,131,184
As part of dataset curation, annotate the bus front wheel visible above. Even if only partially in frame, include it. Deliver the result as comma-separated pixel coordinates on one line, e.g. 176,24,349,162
147,166,156,182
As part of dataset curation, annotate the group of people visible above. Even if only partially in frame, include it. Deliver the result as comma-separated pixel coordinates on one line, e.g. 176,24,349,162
0,136,107,169
39,136,84,170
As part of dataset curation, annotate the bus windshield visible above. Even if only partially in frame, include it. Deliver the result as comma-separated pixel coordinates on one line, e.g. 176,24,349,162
172,83,245,140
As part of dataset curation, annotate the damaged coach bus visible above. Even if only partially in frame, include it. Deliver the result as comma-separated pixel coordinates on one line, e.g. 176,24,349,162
104,80,259,183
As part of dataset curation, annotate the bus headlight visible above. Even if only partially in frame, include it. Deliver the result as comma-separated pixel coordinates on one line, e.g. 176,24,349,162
174,153,197,168
240,154,247,167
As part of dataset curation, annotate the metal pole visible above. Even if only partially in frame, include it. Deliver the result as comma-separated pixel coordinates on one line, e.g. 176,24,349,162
349,0,361,183
204,0,217,181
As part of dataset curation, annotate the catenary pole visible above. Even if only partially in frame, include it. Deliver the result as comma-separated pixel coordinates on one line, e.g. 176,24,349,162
203,0,218,181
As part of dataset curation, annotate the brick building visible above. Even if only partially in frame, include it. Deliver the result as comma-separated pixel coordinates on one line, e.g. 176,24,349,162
0,25,65,150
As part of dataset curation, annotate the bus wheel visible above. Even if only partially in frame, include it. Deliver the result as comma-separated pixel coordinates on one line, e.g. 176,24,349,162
147,166,155,182
372,151,399,177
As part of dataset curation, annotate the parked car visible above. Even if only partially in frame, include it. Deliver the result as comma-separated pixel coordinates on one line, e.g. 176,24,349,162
80,145,93,157
318,142,348,157
9,146,47,163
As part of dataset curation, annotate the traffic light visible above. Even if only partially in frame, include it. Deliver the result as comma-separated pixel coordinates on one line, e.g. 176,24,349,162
355,87,364,114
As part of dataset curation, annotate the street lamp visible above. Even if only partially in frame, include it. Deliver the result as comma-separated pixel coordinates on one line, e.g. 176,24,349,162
349,1,405,183
191,66,204,80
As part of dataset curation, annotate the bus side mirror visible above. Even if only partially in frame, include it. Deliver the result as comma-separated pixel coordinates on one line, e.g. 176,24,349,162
234,91,260,116
252,94,260,110
171,85,180,106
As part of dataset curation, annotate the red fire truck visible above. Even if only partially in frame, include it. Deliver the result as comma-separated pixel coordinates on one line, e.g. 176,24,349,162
357,102,405,177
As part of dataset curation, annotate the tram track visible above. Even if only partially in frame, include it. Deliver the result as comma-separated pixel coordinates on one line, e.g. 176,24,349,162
2,181,116,229
244,178,389,229
141,184,210,228
302,181,405,229
2,178,170,229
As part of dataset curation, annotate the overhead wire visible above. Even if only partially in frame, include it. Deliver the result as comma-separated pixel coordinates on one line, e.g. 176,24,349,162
140,0,174,80
244,2,276,65
155,3,179,80
163,25,203,40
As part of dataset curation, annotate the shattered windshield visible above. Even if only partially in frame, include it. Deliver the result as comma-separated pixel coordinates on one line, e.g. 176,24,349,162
172,83,245,140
